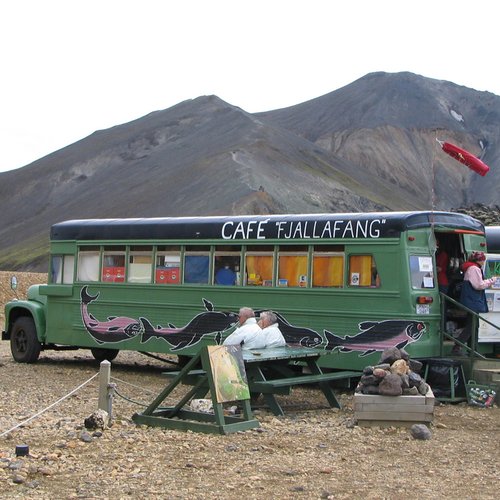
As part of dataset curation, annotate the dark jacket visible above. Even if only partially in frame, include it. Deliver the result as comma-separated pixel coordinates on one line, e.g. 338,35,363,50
459,263,489,313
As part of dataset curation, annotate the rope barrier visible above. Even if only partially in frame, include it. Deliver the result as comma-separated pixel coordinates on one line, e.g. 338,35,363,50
0,372,99,438
110,376,161,396
111,386,151,408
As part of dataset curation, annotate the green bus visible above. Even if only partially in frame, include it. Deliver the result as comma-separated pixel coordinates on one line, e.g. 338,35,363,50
3,211,499,369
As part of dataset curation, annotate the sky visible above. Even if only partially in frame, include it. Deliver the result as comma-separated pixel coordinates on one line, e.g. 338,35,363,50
1,0,499,173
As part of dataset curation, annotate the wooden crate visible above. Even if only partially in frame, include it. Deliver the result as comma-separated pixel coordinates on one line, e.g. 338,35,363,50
354,388,434,427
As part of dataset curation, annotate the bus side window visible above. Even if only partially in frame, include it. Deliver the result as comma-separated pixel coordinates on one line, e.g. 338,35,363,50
128,246,153,283
102,249,126,282
184,246,210,284
77,249,100,282
245,245,274,286
51,255,63,284
349,255,380,287
312,254,344,287
278,246,308,287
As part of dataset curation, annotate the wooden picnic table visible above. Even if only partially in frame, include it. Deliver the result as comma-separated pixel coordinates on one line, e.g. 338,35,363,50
163,346,360,416
131,345,360,433
240,346,360,415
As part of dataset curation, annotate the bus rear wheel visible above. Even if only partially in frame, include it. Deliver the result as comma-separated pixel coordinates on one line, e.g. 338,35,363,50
90,348,119,362
10,317,41,363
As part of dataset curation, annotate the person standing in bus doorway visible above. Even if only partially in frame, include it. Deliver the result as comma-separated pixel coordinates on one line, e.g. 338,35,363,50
258,311,286,348
455,251,496,354
223,307,265,349
435,241,449,295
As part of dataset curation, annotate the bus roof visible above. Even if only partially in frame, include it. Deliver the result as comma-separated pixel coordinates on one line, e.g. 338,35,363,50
50,211,484,242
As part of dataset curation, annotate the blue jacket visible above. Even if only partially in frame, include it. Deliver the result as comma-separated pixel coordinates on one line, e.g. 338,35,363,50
460,277,489,313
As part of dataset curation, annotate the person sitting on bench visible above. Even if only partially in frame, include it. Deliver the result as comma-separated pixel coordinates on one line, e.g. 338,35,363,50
223,307,266,349
258,311,286,348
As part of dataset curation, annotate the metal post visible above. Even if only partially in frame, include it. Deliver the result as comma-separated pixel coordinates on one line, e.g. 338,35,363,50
98,360,111,411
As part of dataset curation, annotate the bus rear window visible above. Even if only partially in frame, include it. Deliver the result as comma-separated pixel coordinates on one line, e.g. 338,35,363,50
409,255,434,289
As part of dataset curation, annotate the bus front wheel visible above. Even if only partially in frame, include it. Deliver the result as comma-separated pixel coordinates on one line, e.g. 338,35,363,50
10,317,41,363
90,348,119,363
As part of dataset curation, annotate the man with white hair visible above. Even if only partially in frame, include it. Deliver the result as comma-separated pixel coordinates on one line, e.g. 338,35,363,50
258,311,286,348
222,307,266,349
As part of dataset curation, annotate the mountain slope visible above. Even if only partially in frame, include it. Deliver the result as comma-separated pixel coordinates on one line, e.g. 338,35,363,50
1,72,499,271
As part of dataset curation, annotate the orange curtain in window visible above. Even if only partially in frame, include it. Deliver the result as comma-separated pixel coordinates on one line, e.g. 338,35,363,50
313,256,344,287
246,256,273,284
279,256,308,287
349,255,372,286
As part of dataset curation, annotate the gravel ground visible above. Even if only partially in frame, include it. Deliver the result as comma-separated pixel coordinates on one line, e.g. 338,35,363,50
1,272,499,499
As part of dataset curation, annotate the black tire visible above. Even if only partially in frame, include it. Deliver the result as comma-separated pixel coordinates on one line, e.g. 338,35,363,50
10,317,41,363
90,347,119,362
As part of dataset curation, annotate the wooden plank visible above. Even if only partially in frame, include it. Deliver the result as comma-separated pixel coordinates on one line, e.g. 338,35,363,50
353,389,434,405
354,403,433,413
356,411,433,421
358,420,429,428
253,370,360,389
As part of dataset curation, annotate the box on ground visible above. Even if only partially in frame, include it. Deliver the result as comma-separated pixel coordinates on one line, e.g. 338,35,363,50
354,387,434,427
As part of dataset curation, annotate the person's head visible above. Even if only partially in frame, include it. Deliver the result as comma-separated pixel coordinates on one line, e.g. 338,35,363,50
469,251,486,265
258,310,277,328
238,307,255,325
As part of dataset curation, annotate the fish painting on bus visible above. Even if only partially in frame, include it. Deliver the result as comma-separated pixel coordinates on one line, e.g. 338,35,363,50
255,310,323,348
80,288,237,349
80,286,142,344
140,299,238,350
324,319,426,356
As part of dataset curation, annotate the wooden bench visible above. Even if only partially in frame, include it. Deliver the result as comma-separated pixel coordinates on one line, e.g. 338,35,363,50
250,370,360,392
162,369,207,386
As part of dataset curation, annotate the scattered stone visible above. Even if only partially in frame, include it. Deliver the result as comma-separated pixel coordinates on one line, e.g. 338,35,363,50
84,409,108,430
79,431,93,443
409,359,423,373
379,347,402,365
390,359,409,375
12,474,26,484
418,381,430,395
378,373,403,396
403,387,419,396
410,424,432,440
360,374,379,386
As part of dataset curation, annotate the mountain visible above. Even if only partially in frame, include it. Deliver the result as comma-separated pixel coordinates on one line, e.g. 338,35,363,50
1,71,500,271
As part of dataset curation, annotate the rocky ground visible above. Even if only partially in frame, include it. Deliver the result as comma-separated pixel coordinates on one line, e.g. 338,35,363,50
1,272,499,499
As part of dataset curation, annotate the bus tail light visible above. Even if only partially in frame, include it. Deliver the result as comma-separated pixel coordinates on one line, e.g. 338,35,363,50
417,296,433,304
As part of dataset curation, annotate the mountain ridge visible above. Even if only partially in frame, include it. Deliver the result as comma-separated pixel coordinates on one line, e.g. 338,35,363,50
1,71,500,271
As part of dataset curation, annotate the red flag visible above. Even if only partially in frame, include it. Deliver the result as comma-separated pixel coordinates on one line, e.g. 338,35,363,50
438,140,490,176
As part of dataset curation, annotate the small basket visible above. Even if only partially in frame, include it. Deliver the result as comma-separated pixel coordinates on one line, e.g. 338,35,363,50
465,380,497,408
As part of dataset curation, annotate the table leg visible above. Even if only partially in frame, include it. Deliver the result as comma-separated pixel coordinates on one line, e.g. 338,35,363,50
246,364,285,416
305,359,341,409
